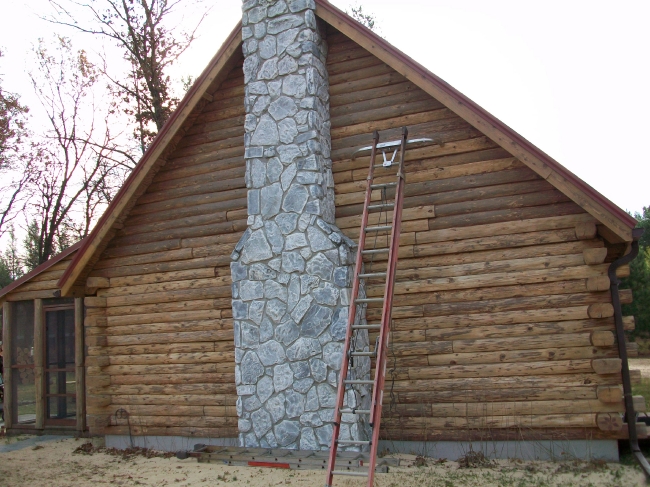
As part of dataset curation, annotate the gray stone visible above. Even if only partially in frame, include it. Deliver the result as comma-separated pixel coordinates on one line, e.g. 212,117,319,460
242,229,273,264
230,261,248,282
306,253,334,280
241,352,265,385
276,213,298,234
249,263,276,280
266,393,285,423
299,427,318,450
293,377,314,394
264,219,284,253
244,394,262,412
258,36,276,59
277,144,302,164
313,283,339,306
260,316,274,342
309,358,328,382
317,383,336,408
300,304,332,338
300,274,320,294
268,0,288,17
275,319,299,345
266,298,287,322
333,267,349,288
290,360,310,380
327,370,338,387
286,337,321,361
252,95,271,115
251,114,279,146
247,188,260,215
241,322,260,349
268,257,282,272
282,184,309,213
264,280,287,301
240,280,264,301
278,118,298,144
281,251,305,273
318,408,335,424
257,375,274,403
330,307,348,340
278,55,298,75
280,163,296,191
288,0,316,12
304,200,321,215
248,81,269,95
285,232,308,250
296,171,319,185
232,300,248,320
257,340,286,366
287,275,300,311
243,55,260,83
251,408,273,438
267,157,283,183
260,182,283,218
274,420,301,447
273,362,294,392
291,294,313,322
277,28,300,54
315,424,333,446
307,225,335,252
247,6,267,23
322,342,344,371
267,14,304,35
282,74,307,97
284,390,305,418
258,58,279,79
268,96,297,121
239,418,252,432
305,386,319,411
237,385,256,396
244,432,259,447
299,246,312,260
268,79,282,98
245,146,264,159
300,412,322,427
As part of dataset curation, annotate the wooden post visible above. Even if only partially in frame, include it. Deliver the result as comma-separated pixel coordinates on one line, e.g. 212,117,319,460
2,301,13,429
33,299,44,430
75,297,86,433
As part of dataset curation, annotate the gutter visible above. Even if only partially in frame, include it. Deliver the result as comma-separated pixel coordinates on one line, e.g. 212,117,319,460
608,227,650,476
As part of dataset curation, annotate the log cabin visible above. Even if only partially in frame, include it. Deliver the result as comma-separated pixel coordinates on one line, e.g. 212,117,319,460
1,0,645,461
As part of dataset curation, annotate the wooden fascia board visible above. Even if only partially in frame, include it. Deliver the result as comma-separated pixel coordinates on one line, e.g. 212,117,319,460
316,2,634,242
58,24,243,296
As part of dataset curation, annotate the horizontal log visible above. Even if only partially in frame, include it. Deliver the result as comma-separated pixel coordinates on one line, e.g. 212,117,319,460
102,350,235,366
94,248,194,271
100,319,232,336
87,404,237,417
596,412,623,432
587,276,610,292
108,394,236,406
84,297,107,308
90,383,237,396
106,309,223,327
89,340,232,357
107,266,220,288
110,372,233,386
590,331,615,347
397,386,597,404
378,427,622,442
101,362,234,376
381,413,596,430
105,284,232,308
105,329,233,347
587,303,614,319
95,425,239,438
104,275,231,298
583,247,608,265
597,385,623,403
575,222,598,240
592,358,622,375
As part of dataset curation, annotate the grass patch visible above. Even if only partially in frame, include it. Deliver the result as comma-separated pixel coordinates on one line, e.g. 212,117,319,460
632,378,650,401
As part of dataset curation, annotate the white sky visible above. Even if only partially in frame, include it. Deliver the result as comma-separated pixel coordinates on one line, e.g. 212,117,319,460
1,0,649,217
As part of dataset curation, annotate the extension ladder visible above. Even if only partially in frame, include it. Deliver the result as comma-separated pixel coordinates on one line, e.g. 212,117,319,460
325,127,412,487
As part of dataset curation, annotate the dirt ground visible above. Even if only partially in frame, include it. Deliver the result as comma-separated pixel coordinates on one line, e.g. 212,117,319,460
0,436,646,487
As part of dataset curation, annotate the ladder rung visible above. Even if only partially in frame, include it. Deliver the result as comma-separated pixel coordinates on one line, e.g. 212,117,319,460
352,324,381,330
362,248,390,255
344,380,375,385
371,182,397,190
367,203,394,211
350,351,376,357
332,471,368,477
337,440,371,445
365,225,392,233
355,298,384,304
359,272,387,279
340,409,372,414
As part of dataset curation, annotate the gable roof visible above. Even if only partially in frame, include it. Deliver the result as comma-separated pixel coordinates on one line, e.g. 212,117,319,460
0,239,82,300
58,0,636,296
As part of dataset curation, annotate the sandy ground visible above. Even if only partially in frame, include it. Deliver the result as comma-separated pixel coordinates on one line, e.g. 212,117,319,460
0,437,645,487
629,358,650,378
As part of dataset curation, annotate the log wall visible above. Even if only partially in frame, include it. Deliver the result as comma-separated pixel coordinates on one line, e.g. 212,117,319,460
83,61,246,438
325,27,641,442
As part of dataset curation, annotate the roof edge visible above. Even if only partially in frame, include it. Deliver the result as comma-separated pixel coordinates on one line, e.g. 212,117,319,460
58,22,243,294
0,239,83,300
315,0,637,237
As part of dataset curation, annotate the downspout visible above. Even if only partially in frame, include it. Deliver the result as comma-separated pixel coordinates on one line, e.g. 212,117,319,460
608,227,650,476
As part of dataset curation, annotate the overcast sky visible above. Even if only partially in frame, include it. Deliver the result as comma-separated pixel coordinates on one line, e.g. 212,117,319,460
1,0,649,216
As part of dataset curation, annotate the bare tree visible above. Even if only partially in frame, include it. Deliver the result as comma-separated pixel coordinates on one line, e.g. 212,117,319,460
346,3,381,34
46,0,209,153
0,51,37,238
26,37,130,267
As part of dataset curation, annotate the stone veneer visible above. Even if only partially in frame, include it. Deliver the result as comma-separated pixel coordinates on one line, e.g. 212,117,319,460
230,0,370,450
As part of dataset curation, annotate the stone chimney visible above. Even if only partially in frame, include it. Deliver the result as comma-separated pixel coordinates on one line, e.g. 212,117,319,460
230,0,369,450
